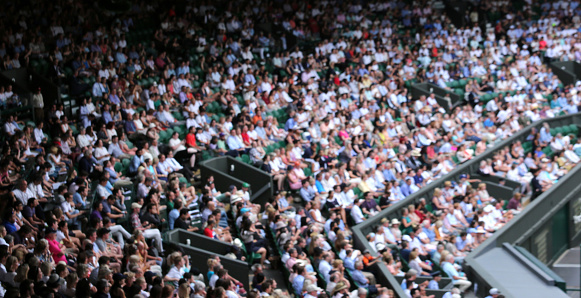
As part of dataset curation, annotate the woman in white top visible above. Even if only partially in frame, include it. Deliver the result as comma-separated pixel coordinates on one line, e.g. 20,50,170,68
453,202,469,227
106,122,118,140
265,117,285,141
164,255,186,287
93,140,111,165
86,126,98,145
476,183,493,203
48,146,68,175
76,127,90,149
265,153,285,191
59,116,70,134
308,201,326,230
61,134,72,156
132,113,145,134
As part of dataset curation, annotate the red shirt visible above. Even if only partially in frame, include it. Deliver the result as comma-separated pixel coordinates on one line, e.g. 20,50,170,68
241,132,250,145
204,227,215,239
539,40,547,50
186,133,197,147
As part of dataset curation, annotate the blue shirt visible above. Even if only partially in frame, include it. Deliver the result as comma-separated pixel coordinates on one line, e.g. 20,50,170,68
455,236,469,251
116,52,127,64
350,269,368,287
177,66,189,76
442,261,461,282
285,118,297,131
300,187,316,202
344,257,355,271
383,169,397,182
278,196,289,209
3,221,16,234
105,167,118,184
315,180,325,193
226,136,243,150
400,183,412,197
101,200,113,216
423,228,436,242
129,155,141,173
102,111,113,124
292,274,305,295
73,192,86,208
169,208,180,230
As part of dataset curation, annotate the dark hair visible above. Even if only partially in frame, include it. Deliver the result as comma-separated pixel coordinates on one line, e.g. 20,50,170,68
98,256,110,266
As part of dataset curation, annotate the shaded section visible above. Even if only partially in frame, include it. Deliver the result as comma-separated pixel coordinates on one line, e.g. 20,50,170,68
167,229,250,291
467,244,569,298
200,156,274,206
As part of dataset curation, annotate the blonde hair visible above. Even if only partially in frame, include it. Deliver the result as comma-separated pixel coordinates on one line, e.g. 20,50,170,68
178,282,190,298
14,264,29,283
98,265,112,280
128,255,141,265
433,188,442,196
409,250,419,261
6,256,18,272
172,255,183,267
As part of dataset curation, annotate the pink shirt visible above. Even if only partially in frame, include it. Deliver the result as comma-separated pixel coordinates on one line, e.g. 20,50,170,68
47,238,67,264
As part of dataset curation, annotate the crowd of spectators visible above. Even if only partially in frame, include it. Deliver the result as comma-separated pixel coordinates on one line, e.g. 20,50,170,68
0,0,581,297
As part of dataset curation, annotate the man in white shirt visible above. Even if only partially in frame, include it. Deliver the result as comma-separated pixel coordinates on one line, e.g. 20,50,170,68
164,151,193,181
12,180,36,206
3,115,19,136
350,198,366,224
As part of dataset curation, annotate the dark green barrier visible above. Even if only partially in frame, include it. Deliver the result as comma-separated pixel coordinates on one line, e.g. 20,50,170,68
200,156,274,206
410,82,462,112
550,61,579,86
168,229,250,291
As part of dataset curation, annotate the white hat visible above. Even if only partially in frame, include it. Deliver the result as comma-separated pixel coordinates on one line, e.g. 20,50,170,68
306,284,322,293
484,205,495,213
231,195,243,204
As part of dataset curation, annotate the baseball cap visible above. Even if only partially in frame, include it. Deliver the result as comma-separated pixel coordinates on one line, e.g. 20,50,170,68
489,288,501,295
131,202,142,209
459,174,467,179
242,182,250,188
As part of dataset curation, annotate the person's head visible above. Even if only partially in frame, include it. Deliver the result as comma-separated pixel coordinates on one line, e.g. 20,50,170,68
180,208,190,219
178,282,190,298
489,288,501,297
96,278,111,293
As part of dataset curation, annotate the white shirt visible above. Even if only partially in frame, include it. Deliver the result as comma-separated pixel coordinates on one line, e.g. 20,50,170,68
13,188,36,205
350,205,365,224
93,147,110,165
